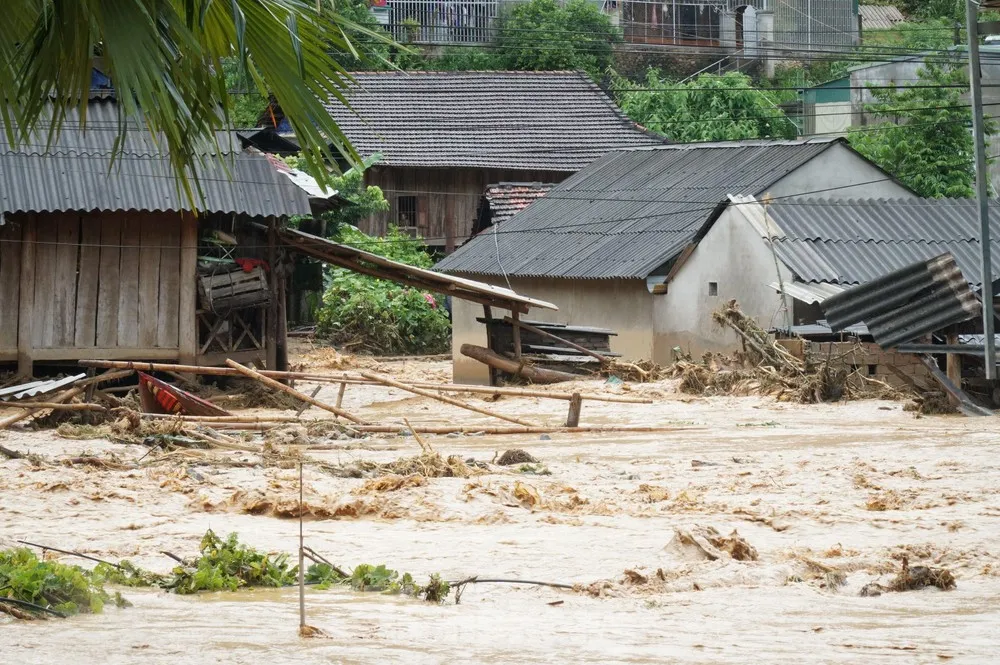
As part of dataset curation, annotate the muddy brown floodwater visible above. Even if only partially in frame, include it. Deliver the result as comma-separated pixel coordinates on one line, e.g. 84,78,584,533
3,359,1000,663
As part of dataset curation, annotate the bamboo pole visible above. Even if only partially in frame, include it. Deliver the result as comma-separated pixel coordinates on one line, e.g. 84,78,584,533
0,402,107,412
352,424,702,435
360,370,539,427
141,413,304,423
226,359,367,424
76,360,650,403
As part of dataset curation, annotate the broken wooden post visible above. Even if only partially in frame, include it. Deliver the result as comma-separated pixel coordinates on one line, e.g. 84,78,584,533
359,370,540,427
946,333,962,406
225,359,367,424
565,392,582,427
511,311,523,359
295,385,323,417
336,382,347,410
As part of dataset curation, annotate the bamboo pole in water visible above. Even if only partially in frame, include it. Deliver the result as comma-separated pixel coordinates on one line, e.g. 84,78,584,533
226,360,367,424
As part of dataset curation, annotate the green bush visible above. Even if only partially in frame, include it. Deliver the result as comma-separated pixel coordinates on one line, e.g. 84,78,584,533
316,226,451,355
0,548,130,617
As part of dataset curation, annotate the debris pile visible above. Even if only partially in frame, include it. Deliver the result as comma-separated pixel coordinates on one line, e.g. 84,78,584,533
669,301,908,403
860,556,956,596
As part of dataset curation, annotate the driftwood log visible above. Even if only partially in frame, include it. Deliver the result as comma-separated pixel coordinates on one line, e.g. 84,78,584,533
460,344,580,384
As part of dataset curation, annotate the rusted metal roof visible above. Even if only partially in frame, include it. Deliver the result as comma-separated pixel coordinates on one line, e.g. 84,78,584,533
482,182,554,226
820,254,982,349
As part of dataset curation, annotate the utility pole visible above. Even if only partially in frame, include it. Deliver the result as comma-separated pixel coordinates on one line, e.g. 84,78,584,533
966,0,997,380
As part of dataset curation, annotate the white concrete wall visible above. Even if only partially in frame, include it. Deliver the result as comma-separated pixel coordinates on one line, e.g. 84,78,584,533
654,205,796,357
766,142,916,198
812,101,853,136
450,276,653,384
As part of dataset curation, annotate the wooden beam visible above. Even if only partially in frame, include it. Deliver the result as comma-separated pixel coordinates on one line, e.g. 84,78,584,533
946,333,962,406
17,217,36,377
266,220,279,371
178,212,198,365
225,359,367,424
360,370,540,427
511,310,522,359
503,316,611,365
30,347,179,361
565,392,582,427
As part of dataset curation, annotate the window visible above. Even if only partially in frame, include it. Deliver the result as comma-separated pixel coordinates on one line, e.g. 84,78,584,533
708,281,719,296
397,196,417,228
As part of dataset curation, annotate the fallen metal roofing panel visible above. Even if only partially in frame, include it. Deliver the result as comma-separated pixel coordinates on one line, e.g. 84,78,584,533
0,373,86,401
820,253,981,348
436,139,839,279
859,4,906,31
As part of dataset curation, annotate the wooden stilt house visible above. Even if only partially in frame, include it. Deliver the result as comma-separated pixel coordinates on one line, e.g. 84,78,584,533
0,97,313,376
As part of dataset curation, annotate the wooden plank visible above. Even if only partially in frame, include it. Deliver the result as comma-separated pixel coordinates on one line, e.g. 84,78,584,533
53,213,80,347
266,221,278,370
138,220,162,348
31,347,180,361
504,316,611,365
0,222,22,351
178,213,198,364
96,214,123,348
74,217,102,347
17,218,36,376
117,214,141,347
31,215,58,349
157,219,181,348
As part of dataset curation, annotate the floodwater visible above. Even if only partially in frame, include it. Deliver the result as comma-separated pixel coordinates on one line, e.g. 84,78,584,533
3,362,1000,663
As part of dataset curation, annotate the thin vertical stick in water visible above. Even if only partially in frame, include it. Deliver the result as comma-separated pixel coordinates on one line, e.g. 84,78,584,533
298,461,305,632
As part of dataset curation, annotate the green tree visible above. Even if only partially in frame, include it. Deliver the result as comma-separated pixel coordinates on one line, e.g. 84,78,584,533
1,1,381,190
614,70,797,141
316,226,451,354
494,0,621,80
848,60,990,198
284,153,390,236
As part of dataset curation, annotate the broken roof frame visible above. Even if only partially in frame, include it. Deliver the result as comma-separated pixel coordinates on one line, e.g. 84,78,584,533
277,226,557,314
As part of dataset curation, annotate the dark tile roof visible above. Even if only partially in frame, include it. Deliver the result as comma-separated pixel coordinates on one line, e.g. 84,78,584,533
766,197,1000,288
319,71,663,170
482,182,554,226
0,100,311,218
435,138,840,279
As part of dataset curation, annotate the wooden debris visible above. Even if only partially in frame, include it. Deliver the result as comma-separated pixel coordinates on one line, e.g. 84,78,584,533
225,359,367,424
360,370,539,427
460,344,581,384
0,369,132,431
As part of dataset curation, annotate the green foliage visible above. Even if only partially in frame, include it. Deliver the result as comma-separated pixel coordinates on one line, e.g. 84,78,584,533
163,530,298,595
848,60,993,198
0,548,129,617
223,58,269,129
316,226,452,355
493,0,622,80
861,17,961,51
283,155,390,236
94,560,165,588
309,562,449,603
614,70,796,142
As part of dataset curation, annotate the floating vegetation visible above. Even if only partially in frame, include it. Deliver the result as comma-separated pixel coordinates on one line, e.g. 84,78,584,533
163,530,298,594
0,548,130,619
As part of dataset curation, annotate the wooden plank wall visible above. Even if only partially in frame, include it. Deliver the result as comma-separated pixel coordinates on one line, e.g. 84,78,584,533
26,212,184,358
363,167,569,249
0,222,21,357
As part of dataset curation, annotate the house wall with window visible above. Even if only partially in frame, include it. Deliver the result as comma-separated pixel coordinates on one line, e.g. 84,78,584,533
362,166,569,251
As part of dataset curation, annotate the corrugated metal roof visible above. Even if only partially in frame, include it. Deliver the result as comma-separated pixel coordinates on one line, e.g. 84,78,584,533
820,254,981,348
0,100,311,217
767,281,846,304
436,139,840,279
859,5,906,31
766,197,1000,288
314,71,663,170
0,373,86,401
